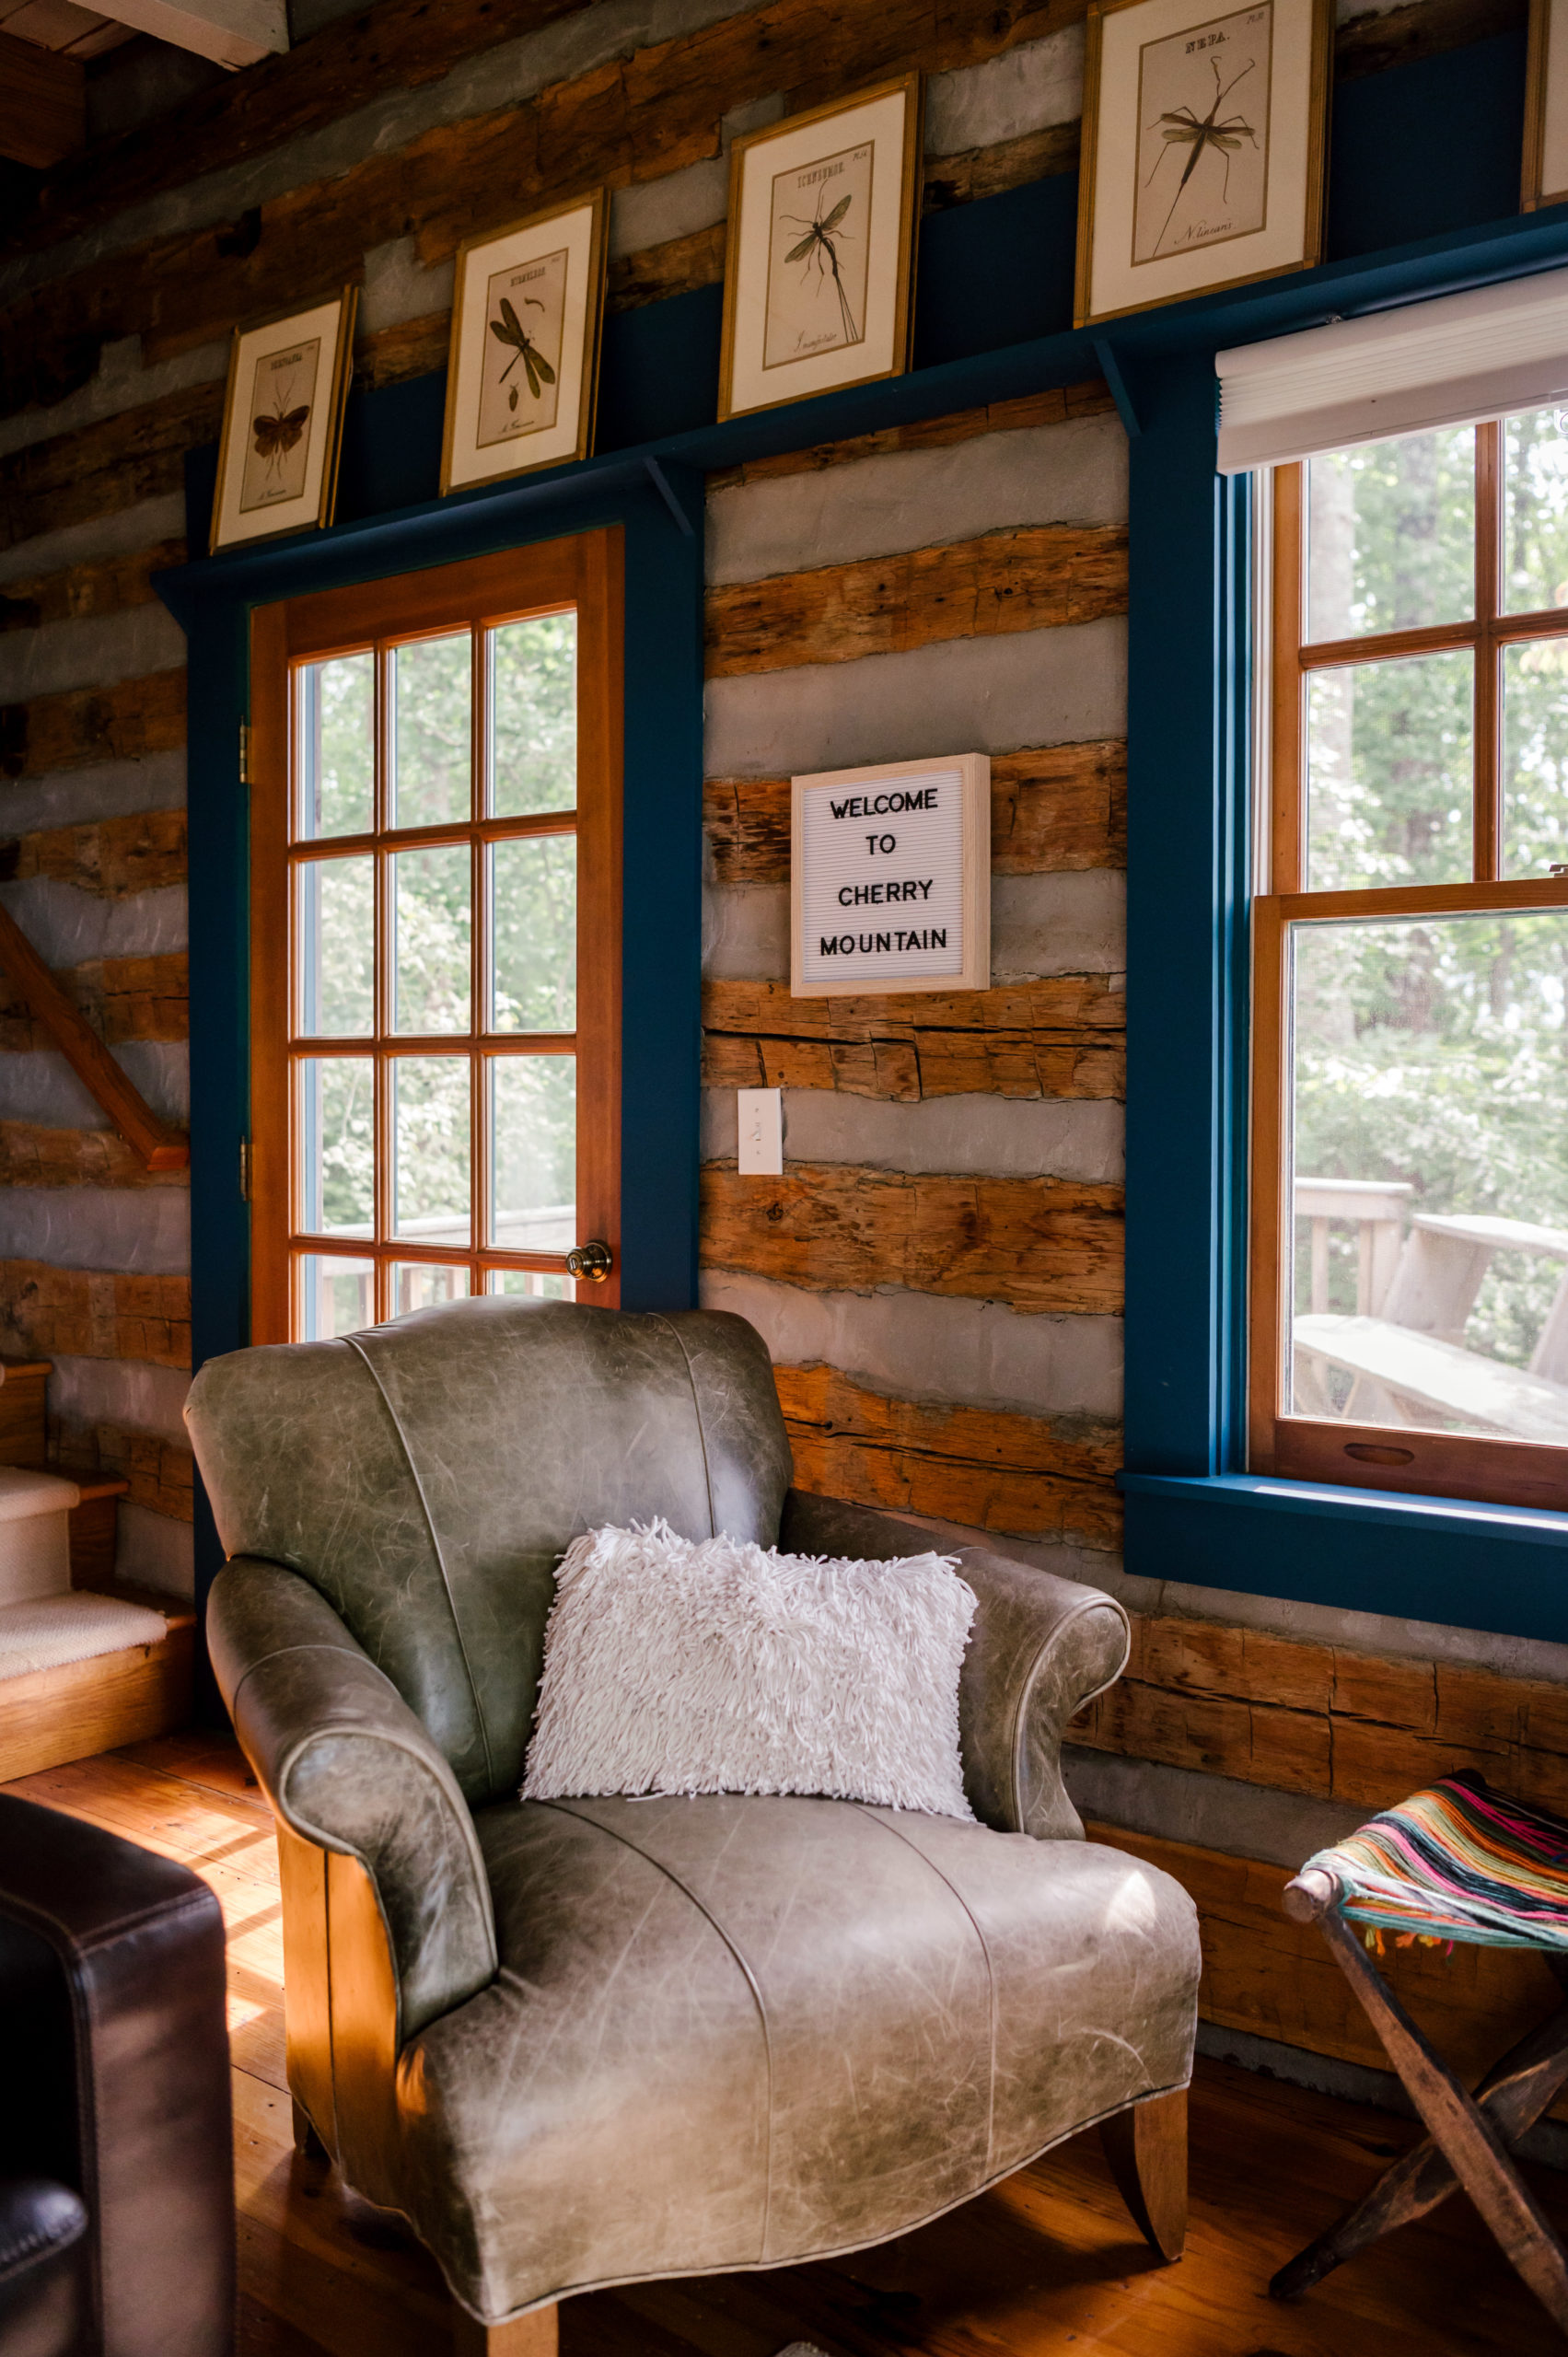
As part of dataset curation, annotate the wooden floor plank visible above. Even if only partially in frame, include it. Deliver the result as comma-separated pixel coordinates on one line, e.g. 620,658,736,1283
10,1736,1568,2355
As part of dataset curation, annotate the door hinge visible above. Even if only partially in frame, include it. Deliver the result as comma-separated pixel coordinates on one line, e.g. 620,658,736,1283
238,1138,251,1202
238,721,252,785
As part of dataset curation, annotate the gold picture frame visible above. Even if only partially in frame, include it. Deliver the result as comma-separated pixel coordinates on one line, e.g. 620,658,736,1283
440,192,609,495
790,752,991,1000
210,288,357,554
718,75,923,424
1523,0,1568,209
1074,0,1331,328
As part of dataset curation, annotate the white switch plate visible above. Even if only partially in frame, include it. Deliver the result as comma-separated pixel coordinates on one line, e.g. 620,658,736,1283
737,1086,784,1175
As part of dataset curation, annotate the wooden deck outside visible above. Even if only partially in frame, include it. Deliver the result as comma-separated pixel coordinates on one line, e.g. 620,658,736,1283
7,1729,1568,2357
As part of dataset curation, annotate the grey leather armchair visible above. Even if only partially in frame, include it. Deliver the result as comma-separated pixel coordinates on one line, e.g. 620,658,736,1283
187,1300,1200,2355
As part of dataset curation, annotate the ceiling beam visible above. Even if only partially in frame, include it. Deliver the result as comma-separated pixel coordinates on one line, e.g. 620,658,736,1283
0,25,83,165
90,0,286,67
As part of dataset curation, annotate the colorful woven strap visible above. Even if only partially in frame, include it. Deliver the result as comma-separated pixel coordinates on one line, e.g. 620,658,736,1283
1300,1771,1568,1951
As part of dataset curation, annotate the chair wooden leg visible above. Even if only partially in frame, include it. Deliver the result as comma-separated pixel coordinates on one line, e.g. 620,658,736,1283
1272,2000,1568,2300
452,2301,557,2355
1308,1907,1568,2330
1099,2086,1188,2261
291,2098,328,2162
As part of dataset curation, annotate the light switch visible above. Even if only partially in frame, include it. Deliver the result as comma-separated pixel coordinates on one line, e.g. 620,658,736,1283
737,1087,784,1175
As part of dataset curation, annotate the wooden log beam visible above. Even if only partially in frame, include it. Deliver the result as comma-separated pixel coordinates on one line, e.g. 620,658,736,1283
704,525,1128,679
699,1159,1123,1311
923,117,1080,211
0,952,189,1051
0,29,83,170
0,668,186,781
0,385,221,553
778,1362,1121,1548
55,1425,196,1522
0,1258,190,1366
0,808,187,898
0,1119,188,1189
0,540,186,635
0,906,187,1170
706,383,1115,492
703,975,1125,1103
704,742,1126,886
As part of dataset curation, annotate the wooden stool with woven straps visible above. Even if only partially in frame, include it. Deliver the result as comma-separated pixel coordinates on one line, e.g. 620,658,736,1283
1272,1771,1568,2332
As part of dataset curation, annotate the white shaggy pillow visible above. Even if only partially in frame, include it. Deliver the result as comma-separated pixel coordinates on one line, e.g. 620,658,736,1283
521,1519,977,1819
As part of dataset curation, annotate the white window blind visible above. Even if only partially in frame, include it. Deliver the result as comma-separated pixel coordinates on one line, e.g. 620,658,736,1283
1215,267,1568,473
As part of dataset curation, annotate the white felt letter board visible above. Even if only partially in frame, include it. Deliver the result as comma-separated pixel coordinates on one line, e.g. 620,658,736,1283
790,753,990,998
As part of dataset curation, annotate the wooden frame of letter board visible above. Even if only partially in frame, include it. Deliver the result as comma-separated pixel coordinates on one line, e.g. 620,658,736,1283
789,752,990,999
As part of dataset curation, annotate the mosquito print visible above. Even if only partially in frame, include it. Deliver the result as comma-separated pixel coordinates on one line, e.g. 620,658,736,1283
780,186,859,345
490,295,556,413
251,376,310,479
1145,54,1259,253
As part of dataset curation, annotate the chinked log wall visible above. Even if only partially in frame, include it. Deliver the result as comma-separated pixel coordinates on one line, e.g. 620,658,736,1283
3,0,1561,2087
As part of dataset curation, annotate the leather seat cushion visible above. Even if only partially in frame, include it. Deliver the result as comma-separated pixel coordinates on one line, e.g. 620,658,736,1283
394,1794,1200,2318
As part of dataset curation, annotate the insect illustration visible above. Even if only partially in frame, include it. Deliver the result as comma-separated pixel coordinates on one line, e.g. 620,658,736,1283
251,377,310,479
1144,55,1259,254
490,295,555,412
780,187,859,345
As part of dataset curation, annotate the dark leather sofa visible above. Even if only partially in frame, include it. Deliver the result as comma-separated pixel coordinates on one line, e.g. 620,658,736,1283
0,1794,234,2357
187,1299,1202,2355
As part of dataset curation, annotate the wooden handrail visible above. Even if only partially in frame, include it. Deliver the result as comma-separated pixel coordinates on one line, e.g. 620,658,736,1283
0,900,188,1171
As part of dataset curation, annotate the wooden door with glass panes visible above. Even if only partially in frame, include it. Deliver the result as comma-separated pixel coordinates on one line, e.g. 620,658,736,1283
248,533,622,1342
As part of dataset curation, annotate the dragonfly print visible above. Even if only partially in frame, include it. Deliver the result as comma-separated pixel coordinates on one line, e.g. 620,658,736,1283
490,295,556,413
251,377,310,480
780,187,859,345
1144,54,1260,255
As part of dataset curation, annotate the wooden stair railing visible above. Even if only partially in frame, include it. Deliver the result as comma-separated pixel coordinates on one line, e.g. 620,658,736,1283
0,900,188,1169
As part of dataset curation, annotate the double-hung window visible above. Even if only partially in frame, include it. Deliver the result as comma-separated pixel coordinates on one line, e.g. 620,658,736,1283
1253,412,1568,1507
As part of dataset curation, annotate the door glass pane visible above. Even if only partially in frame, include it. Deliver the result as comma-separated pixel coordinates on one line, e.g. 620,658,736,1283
393,845,471,1033
1504,407,1568,614
391,633,471,828
486,1268,573,1299
1502,640,1568,877
389,1263,471,1318
1287,909,1568,1441
296,856,373,1035
296,653,373,840
490,835,575,1032
1305,652,1473,891
296,1254,375,1340
489,1056,575,1251
296,1058,375,1237
392,1057,470,1245
1306,427,1475,643
490,614,576,817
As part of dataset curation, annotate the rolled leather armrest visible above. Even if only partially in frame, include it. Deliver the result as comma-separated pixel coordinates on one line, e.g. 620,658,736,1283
208,1557,498,2038
777,1490,1130,1840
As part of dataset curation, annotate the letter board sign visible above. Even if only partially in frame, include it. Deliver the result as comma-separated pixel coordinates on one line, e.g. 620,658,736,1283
790,752,990,997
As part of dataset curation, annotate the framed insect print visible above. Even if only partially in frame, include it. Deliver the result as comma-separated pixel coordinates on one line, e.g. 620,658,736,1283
718,75,922,423
1074,0,1330,327
209,288,356,553
441,192,609,494
1523,0,1568,209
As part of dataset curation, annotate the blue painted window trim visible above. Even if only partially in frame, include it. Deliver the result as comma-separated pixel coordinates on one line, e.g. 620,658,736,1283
155,198,1568,1655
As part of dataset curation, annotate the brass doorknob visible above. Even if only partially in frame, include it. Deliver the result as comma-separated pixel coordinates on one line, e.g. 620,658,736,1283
565,1238,613,1283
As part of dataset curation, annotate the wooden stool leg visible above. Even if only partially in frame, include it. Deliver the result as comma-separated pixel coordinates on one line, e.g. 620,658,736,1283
1273,2001,1568,2300
1099,2086,1188,2261
453,2300,557,2355
1314,1908,1568,2329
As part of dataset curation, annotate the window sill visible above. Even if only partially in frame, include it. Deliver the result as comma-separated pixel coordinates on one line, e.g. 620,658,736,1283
1117,1471,1568,1643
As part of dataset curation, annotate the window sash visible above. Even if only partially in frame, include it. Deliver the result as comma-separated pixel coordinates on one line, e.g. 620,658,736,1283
1251,445,1568,1509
